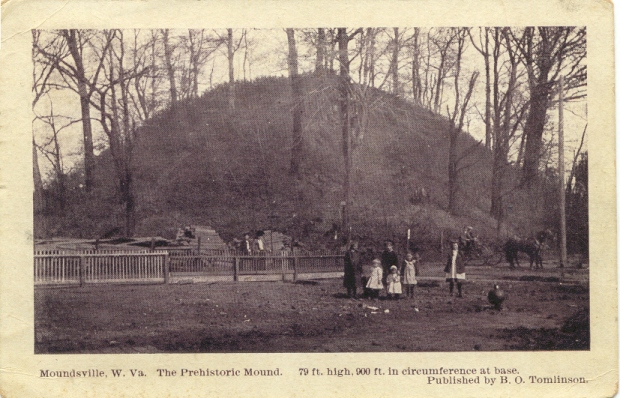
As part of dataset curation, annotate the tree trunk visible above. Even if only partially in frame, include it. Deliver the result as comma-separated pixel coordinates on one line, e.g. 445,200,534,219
315,28,326,76
391,28,400,95
490,28,503,218
286,29,303,178
227,29,236,109
447,29,477,215
448,122,459,214
64,29,95,192
103,32,136,238
188,30,200,98
33,139,44,214
411,28,421,104
491,28,519,219
122,166,136,237
150,31,157,111
522,80,551,184
338,28,351,232
162,29,178,105
483,29,492,150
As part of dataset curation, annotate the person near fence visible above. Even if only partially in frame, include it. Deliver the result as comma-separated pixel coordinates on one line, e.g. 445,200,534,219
444,241,466,297
253,231,267,270
241,233,253,255
366,259,383,300
386,265,402,300
343,242,362,299
401,251,420,309
381,240,398,286
253,231,266,253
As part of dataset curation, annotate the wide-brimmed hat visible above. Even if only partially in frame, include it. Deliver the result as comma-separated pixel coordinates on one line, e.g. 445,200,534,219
390,265,398,270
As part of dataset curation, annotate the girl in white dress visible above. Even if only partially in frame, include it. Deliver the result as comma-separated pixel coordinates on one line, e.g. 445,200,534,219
401,252,419,308
386,265,402,300
366,259,383,300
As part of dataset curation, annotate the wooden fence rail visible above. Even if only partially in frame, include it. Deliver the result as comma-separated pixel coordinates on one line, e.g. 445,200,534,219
34,252,167,285
34,250,344,286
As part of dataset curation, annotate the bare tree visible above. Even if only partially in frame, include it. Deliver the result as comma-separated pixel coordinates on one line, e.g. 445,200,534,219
446,28,479,215
218,29,245,110
89,30,150,236
34,30,113,191
469,27,492,149
512,27,586,184
389,27,400,95
32,30,54,220
337,27,363,235
161,29,178,106
429,28,457,113
316,28,326,75
34,102,79,212
410,27,423,105
286,29,303,177
176,29,222,99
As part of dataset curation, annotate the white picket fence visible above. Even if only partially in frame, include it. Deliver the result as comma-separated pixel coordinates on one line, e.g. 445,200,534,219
34,250,344,286
34,252,167,285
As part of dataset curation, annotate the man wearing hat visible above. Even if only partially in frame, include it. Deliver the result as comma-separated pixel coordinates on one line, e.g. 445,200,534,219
444,240,466,297
459,226,475,255
381,240,398,286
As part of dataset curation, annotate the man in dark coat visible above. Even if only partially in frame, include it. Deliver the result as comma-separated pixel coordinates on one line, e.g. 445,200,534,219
444,241,466,297
343,242,362,298
381,240,398,286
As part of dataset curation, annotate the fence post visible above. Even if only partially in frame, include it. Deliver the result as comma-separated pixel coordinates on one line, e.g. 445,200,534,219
164,253,170,284
233,257,239,282
79,256,85,287
197,237,201,254
292,255,298,282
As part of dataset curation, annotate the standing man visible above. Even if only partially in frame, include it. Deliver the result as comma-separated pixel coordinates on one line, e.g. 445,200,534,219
343,241,362,299
444,240,466,297
241,233,253,255
381,240,398,286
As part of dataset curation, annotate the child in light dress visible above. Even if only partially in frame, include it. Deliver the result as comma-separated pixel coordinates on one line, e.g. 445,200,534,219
386,265,402,300
366,259,383,300
401,252,420,310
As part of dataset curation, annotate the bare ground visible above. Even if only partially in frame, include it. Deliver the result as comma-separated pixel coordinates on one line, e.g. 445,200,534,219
34,263,589,354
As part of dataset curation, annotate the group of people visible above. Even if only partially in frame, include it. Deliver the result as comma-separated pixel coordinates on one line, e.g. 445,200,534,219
343,236,469,307
343,240,422,303
238,231,266,255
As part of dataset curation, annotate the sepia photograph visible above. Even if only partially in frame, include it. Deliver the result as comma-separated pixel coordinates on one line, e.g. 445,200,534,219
32,26,589,354
0,0,615,397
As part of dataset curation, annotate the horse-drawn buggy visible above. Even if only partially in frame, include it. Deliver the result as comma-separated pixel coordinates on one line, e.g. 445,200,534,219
458,235,503,266
457,229,555,269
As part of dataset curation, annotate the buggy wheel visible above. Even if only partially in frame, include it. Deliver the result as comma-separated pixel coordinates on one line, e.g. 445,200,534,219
481,244,504,267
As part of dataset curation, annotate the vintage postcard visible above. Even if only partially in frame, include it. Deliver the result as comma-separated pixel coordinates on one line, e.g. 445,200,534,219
0,0,616,396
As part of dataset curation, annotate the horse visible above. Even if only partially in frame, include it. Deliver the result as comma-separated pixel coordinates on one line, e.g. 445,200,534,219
503,230,554,269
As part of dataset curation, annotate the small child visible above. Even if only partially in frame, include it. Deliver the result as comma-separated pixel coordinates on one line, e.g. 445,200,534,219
401,252,420,310
366,259,383,300
386,265,402,300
